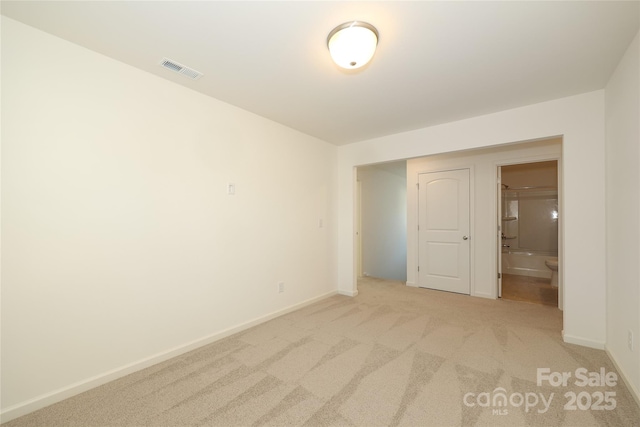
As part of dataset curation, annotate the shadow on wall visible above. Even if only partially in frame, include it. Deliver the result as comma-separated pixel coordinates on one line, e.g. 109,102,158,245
357,161,407,281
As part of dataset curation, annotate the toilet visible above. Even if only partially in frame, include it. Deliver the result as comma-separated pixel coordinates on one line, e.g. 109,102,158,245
545,257,559,287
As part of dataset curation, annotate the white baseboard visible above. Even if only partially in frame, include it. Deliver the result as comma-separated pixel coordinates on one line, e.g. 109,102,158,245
472,292,496,299
562,331,606,350
338,289,358,297
605,347,640,409
405,281,417,287
0,290,338,424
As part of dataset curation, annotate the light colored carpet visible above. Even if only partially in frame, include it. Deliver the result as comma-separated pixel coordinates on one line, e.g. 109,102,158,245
4,277,640,426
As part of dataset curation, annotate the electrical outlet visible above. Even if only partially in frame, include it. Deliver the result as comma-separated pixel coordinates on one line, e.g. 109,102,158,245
629,330,634,351
278,282,284,293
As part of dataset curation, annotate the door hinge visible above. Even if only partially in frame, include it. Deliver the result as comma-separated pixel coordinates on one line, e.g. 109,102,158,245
498,273,501,279
418,266,420,272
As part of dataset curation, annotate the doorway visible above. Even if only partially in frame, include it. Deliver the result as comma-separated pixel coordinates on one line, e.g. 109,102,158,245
498,160,560,307
356,162,407,282
363,136,561,300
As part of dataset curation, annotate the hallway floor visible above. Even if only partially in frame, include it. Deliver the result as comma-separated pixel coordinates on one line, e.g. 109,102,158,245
501,273,558,307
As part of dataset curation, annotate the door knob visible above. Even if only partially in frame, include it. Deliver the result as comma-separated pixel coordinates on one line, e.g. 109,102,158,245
462,235,469,240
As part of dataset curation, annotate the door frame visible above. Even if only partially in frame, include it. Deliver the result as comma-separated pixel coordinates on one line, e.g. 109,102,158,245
356,180,363,278
414,165,475,295
497,167,503,298
494,155,563,310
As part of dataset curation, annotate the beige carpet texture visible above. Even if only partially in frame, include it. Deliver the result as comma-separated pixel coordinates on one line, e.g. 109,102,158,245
4,277,640,427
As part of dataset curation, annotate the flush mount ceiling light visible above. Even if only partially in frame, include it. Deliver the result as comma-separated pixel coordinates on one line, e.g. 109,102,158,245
327,21,379,69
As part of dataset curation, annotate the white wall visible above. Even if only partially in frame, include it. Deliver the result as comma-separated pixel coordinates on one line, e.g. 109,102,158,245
357,164,407,281
406,139,561,298
1,17,338,419
338,90,607,349
605,30,640,402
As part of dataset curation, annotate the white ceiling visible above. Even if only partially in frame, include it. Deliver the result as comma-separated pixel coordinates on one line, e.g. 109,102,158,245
2,1,638,145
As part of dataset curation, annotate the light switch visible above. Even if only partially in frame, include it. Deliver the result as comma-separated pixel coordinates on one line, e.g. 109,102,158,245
227,183,235,195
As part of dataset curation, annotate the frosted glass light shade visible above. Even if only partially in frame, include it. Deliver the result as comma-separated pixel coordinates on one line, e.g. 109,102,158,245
327,22,379,69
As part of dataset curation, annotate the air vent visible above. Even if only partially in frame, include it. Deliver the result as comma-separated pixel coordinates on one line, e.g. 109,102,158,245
159,58,203,80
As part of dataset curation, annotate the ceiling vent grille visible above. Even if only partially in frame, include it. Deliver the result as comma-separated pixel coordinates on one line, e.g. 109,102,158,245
159,58,203,80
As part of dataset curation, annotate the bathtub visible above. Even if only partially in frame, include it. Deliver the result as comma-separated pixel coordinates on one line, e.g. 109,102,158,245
501,249,557,279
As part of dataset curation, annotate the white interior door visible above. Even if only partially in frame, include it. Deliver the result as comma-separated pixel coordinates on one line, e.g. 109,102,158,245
418,169,470,294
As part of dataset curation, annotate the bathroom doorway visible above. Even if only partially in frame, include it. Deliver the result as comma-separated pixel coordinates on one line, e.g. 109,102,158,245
498,160,560,307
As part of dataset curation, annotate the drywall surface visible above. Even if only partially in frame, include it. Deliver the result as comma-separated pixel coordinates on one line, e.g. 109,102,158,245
1,17,337,417
605,30,640,402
